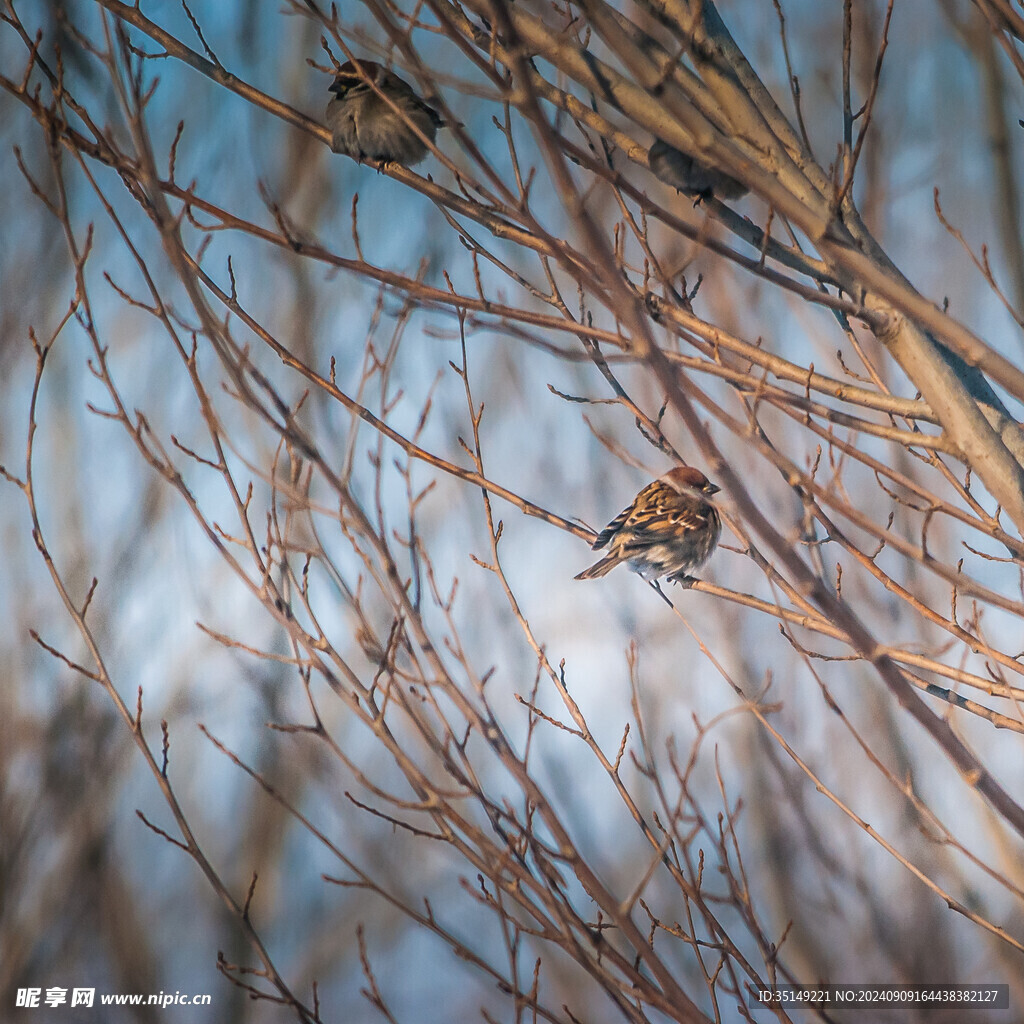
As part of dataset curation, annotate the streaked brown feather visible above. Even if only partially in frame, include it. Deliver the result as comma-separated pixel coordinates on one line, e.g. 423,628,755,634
576,467,721,583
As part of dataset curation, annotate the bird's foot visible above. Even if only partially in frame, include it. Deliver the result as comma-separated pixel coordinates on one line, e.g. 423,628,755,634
668,573,699,588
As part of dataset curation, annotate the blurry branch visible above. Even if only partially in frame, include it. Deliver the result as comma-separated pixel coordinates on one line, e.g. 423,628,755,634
644,337,1024,840
6,0,1024,1013
458,1,1024,842
86,0,595,268
451,328,781,1018
428,0,1024,533
11,0,1019,739
973,0,1024,83
201,722,575,1024
975,22,1024,320
15,0,1024,534
183,253,591,540
1,143,320,1024
679,614,1024,954
109,154,1024,713
80,29,754,1019
23,21,1016,709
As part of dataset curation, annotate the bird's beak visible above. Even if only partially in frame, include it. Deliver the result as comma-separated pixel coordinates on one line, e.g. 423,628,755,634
706,484,721,495
328,79,344,95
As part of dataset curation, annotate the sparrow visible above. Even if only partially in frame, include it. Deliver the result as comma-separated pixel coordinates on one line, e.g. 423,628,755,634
326,60,446,166
575,466,721,585
649,139,748,202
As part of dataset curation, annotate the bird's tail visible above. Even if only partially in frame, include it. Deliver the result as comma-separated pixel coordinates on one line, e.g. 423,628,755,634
574,555,619,580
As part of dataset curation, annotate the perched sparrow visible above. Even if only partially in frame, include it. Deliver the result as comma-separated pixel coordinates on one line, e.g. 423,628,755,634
649,139,748,202
326,60,446,166
575,466,721,585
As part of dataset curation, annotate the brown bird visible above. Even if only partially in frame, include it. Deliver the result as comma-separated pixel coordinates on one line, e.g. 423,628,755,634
649,139,748,203
575,466,721,585
326,60,447,166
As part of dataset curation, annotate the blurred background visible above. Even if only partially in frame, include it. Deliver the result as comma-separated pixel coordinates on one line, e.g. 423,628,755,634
2,0,1024,1020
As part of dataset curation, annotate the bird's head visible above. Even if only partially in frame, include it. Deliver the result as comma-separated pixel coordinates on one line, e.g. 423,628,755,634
329,60,382,97
663,466,720,497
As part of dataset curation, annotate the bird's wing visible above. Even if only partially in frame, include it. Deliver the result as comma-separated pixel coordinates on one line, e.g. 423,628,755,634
381,70,445,126
590,495,645,551
590,479,670,551
615,485,714,553
633,504,713,542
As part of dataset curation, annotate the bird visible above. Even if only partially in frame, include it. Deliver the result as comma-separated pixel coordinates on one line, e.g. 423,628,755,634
325,60,446,166
575,466,721,585
649,139,748,203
